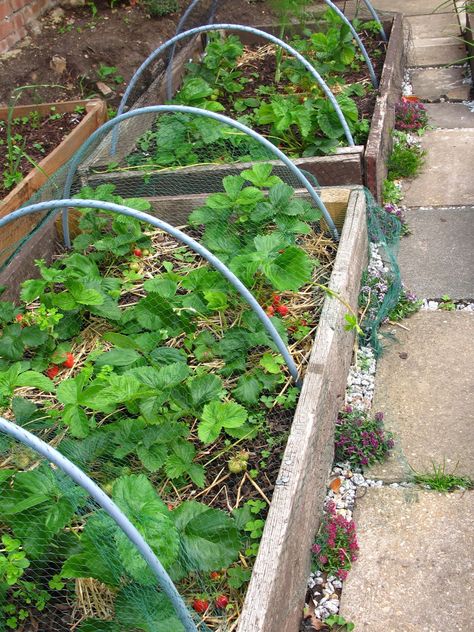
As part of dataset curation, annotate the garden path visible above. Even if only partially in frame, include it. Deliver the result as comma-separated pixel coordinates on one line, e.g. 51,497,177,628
338,1,474,629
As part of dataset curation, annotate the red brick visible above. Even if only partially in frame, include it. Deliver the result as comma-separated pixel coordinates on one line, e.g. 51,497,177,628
0,4,11,22
0,21,15,41
9,0,30,13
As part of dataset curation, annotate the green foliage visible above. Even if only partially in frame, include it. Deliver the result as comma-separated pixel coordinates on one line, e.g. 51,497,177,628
412,462,473,492
143,0,178,17
388,132,425,180
382,179,402,204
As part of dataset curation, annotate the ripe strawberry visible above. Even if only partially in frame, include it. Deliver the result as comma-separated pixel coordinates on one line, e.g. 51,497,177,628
266,305,275,317
46,365,59,379
167,503,174,511
215,595,229,609
276,304,289,317
15,313,23,322
133,248,143,257
192,599,209,614
63,352,74,369
272,294,281,305
209,571,221,581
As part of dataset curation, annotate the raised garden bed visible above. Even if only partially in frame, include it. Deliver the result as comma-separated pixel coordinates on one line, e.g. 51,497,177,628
77,13,404,201
0,99,107,266
0,174,366,632
466,10,474,84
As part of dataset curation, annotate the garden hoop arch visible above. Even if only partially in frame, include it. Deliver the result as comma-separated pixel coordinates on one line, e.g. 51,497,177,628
358,0,387,42
113,24,355,149
165,0,219,98
63,104,340,242
0,199,303,385
323,0,379,88
0,416,199,632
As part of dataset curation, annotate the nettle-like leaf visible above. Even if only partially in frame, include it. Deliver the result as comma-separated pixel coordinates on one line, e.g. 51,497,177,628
262,246,314,291
171,501,240,572
112,475,180,583
198,400,248,444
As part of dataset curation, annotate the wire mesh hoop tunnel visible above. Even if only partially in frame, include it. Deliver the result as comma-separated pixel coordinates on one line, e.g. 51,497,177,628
358,0,387,42
0,416,199,632
63,104,340,242
323,0,379,88
0,199,302,385
166,0,219,99
113,24,355,148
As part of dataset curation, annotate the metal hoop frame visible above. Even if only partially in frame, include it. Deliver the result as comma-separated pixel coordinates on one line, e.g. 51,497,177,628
113,23,355,148
0,416,199,632
62,105,340,242
0,199,302,385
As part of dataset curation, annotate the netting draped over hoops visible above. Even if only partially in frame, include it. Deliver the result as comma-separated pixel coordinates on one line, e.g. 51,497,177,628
0,199,302,385
113,23,356,149
0,416,199,632
62,105,340,243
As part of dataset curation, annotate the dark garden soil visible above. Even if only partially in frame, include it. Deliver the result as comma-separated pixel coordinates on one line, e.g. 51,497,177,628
0,0,277,109
0,108,85,198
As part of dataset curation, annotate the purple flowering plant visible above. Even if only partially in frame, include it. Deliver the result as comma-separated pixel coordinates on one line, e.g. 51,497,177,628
395,100,428,133
335,406,394,467
311,500,359,579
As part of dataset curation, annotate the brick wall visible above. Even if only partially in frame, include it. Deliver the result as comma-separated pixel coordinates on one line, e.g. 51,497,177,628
0,0,60,54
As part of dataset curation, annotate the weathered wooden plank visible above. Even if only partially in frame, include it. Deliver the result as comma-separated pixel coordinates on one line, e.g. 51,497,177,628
237,188,368,632
365,14,406,201
0,99,107,264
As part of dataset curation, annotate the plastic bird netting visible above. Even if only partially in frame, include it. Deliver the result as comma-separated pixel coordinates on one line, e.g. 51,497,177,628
0,160,402,632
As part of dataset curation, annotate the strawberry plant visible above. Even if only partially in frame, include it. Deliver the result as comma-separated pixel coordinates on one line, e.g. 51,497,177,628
0,165,339,629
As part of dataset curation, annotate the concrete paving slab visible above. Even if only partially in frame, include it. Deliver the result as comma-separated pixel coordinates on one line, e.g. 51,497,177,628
340,488,474,632
425,102,474,128
406,13,462,38
367,311,474,482
411,66,471,101
401,129,474,207
398,207,474,299
408,38,466,66
365,0,458,14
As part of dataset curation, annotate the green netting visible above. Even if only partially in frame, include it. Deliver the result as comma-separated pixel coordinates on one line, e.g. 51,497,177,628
361,187,403,357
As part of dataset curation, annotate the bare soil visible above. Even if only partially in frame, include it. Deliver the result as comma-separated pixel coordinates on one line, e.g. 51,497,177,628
0,108,85,198
0,0,277,108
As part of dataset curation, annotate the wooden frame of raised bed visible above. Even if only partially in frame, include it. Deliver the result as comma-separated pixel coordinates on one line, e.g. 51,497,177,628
77,14,404,201
0,185,368,632
0,98,107,266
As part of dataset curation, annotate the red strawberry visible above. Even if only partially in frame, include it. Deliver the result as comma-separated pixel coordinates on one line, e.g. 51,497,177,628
266,305,275,317
167,503,174,511
63,352,75,369
133,248,143,257
209,571,221,581
15,313,23,322
192,599,209,614
276,304,288,316
46,365,59,379
215,595,229,609
272,294,281,305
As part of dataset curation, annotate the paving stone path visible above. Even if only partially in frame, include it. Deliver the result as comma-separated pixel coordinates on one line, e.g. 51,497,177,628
339,2,474,629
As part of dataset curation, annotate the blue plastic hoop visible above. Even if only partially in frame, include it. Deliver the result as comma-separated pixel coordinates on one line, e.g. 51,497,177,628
0,199,303,385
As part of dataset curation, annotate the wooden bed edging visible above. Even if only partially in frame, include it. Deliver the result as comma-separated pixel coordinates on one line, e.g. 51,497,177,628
365,13,406,201
0,99,107,264
237,187,368,632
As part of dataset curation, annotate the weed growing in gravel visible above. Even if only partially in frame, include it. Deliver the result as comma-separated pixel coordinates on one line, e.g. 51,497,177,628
335,407,394,468
388,286,422,321
311,500,359,579
439,294,456,311
412,462,473,492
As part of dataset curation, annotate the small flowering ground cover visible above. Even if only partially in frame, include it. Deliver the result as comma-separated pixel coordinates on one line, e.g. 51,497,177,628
0,165,341,630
